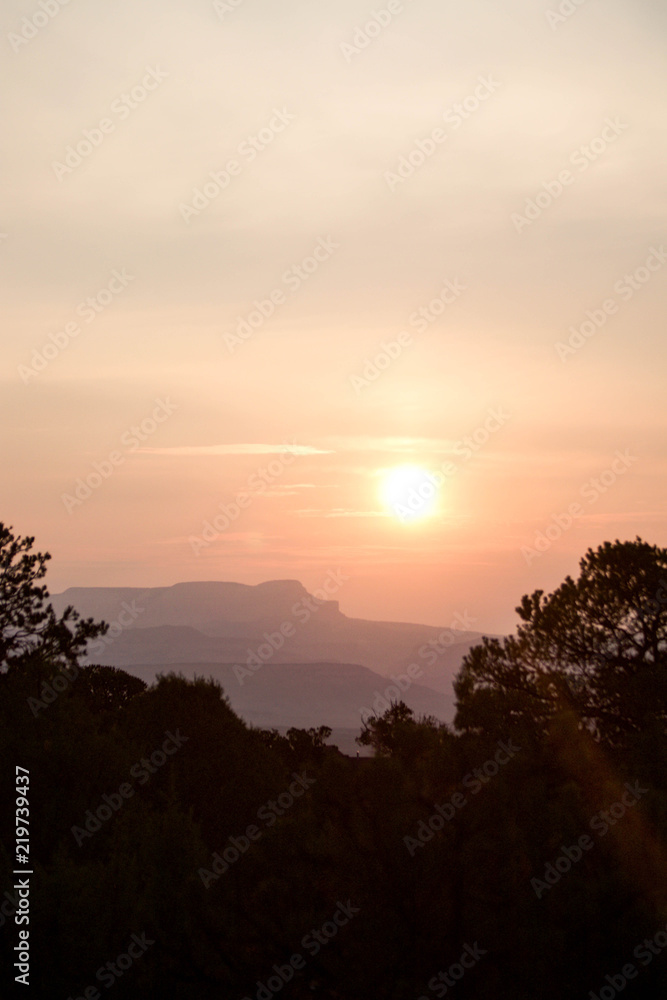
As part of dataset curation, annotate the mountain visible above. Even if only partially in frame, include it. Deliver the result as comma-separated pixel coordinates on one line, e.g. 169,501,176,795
50,580,493,729
50,579,317,629
120,659,455,733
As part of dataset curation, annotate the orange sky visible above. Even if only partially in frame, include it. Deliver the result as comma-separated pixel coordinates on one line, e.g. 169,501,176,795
1,0,666,633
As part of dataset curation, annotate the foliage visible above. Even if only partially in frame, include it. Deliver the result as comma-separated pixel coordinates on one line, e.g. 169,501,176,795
257,725,334,766
454,538,667,747
356,700,450,759
2,531,667,996
0,522,107,672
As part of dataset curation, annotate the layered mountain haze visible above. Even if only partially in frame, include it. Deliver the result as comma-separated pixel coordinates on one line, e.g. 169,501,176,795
49,580,488,738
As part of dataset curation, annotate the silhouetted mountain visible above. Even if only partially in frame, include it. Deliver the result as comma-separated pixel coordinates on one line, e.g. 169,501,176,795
51,579,323,627
50,580,491,728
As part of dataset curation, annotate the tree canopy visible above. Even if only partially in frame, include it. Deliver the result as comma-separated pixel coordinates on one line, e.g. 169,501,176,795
356,700,450,759
454,538,667,746
2,528,667,996
0,522,107,672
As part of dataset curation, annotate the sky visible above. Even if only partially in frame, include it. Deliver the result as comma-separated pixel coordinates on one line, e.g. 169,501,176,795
1,0,666,634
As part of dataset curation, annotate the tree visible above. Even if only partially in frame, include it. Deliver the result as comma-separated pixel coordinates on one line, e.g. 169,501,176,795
69,664,147,713
0,522,107,672
454,538,667,746
356,701,449,758
256,725,334,766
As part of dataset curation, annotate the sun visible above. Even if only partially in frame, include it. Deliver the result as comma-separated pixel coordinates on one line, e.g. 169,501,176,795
379,464,442,523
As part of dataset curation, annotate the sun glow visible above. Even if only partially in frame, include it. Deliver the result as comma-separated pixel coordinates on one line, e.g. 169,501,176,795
379,465,442,523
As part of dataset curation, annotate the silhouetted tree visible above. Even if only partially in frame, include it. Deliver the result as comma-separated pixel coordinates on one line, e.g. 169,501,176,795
3,525,667,997
257,726,335,767
356,701,449,758
455,538,667,747
69,664,147,713
0,522,107,672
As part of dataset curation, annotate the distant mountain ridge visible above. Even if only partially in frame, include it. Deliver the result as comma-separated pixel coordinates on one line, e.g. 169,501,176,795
50,579,494,731
52,579,324,628
121,660,455,734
